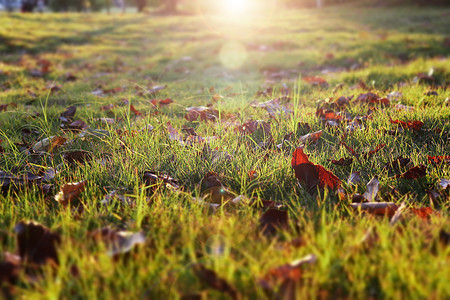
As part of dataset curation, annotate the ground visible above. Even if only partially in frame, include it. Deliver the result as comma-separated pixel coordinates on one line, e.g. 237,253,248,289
0,4,449,299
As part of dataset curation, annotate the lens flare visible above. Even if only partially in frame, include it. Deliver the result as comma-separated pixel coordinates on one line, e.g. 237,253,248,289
219,0,249,15
219,41,248,70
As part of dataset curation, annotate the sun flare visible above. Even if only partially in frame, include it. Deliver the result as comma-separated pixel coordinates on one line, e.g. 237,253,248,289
219,0,250,15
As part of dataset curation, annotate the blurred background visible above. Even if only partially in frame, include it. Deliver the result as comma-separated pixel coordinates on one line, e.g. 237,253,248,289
0,0,448,13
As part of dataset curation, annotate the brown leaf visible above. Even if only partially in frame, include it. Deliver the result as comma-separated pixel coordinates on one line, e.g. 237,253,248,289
259,254,317,299
143,171,180,192
63,151,93,164
201,186,235,205
60,106,77,122
302,76,328,87
100,104,115,111
350,202,399,217
14,220,60,266
383,156,411,176
234,120,271,136
395,165,427,179
259,209,289,236
185,107,218,122
298,130,322,144
68,120,87,131
192,264,238,300
54,181,87,206
329,157,353,166
49,136,67,153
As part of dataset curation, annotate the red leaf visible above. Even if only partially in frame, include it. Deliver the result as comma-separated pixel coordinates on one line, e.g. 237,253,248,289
291,147,341,192
316,108,343,122
395,165,427,179
363,144,386,158
427,155,450,165
130,104,142,116
329,157,353,166
390,119,424,131
410,207,433,220
158,98,173,107
302,76,328,87
298,130,322,144
340,142,357,156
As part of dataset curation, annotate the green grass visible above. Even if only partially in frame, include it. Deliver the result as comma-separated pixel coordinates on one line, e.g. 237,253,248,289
0,4,449,299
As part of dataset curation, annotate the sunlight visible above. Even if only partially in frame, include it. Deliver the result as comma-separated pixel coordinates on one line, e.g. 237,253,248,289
218,0,250,16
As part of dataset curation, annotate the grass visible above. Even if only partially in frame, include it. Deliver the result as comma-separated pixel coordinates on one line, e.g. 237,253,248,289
0,3,449,299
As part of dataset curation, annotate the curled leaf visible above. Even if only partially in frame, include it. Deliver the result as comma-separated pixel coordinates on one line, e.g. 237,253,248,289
291,147,341,193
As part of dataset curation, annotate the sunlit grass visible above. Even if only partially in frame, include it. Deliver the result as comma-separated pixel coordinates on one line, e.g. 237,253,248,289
0,4,449,299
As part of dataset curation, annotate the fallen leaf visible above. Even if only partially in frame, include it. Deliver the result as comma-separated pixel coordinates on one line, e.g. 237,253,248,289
185,107,218,122
394,165,427,179
143,171,180,192
298,130,322,144
439,178,450,190
202,186,235,204
89,227,145,256
0,252,21,284
383,156,411,176
329,157,353,166
390,119,424,131
63,151,93,164
350,202,399,217
192,264,238,300
259,254,317,299
68,120,87,131
100,104,115,111
302,76,328,87
347,171,361,186
14,220,60,266
259,209,289,235
54,181,87,206
291,147,341,193
410,207,434,220
129,104,143,116
363,176,380,202
427,155,450,166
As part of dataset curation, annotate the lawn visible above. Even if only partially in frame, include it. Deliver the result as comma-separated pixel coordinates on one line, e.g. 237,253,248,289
0,3,449,299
